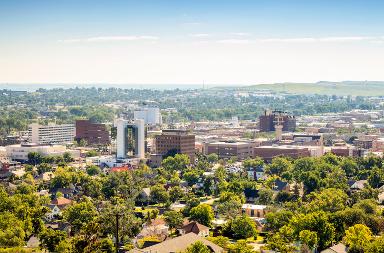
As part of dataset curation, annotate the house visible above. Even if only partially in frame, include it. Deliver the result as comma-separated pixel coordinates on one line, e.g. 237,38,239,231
273,179,290,192
45,205,62,221
137,218,169,240
350,180,368,190
51,197,72,207
321,243,348,253
179,221,210,237
244,188,259,203
130,232,224,253
242,204,268,218
37,172,55,182
247,166,266,180
54,187,75,199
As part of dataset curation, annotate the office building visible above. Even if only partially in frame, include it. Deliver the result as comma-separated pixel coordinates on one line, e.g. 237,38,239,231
204,141,255,160
116,119,145,159
75,120,110,145
153,130,195,162
259,110,296,132
6,143,80,162
254,145,311,161
134,107,162,125
28,123,75,145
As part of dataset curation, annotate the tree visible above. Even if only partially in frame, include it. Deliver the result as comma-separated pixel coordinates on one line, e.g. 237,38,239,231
0,212,25,247
63,199,97,234
228,239,256,253
189,204,214,227
150,184,170,205
39,228,67,252
224,215,257,239
169,186,185,202
86,165,102,176
299,230,318,250
63,152,74,163
366,236,384,253
306,188,348,213
164,211,184,232
162,154,190,172
266,157,292,176
258,187,274,205
207,153,219,164
28,152,42,165
344,224,372,253
184,241,211,253
183,169,200,186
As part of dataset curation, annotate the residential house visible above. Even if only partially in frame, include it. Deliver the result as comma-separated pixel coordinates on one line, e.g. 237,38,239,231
244,188,259,203
242,204,268,218
130,232,224,253
321,243,348,253
272,179,290,192
137,218,169,240
247,166,266,181
179,221,210,237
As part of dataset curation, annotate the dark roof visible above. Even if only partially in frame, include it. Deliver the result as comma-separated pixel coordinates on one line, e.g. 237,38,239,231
274,179,289,191
244,188,259,198
182,221,209,234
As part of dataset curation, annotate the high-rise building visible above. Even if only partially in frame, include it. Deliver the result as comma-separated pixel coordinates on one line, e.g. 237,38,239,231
28,123,75,145
134,107,162,125
153,130,195,162
259,110,296,132
75,120,110,145
116,119,145,159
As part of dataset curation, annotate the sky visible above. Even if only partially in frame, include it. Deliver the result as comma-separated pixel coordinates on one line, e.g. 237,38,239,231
2,0,384,86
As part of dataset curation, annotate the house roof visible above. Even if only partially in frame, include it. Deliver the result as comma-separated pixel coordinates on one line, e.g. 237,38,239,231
182,221,209,234
320,243,348,253
274,179,289,191
130,232,223,253
110,165,130,172
50,197,72,206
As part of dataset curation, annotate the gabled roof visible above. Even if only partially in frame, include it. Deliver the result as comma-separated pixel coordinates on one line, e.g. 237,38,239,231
130,232,223,253
182,221,209,234
50,197,72,206
274,179,289,191
321,243,348,253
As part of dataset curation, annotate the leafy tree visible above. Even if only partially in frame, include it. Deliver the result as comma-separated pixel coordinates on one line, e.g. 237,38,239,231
228,240,256,253
266,157,292,176
63,152,74,163
39,228,67,252
243,158,264,170
169,185,185,202
0,212,25,246
207,153,219,164
344,224,372,253
86,165,102,176
184,241,211,253
224,215,257,239
366,236,384,253
299,230,318,250
28,152,42,165
150,184,170,205
162,154,190,172
164,210,184,231
306,188,348,213
63,198,97,233
258,187,274,205
189,204,214,227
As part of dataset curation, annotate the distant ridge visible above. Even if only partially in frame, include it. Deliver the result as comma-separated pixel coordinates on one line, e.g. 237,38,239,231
242,81,384,96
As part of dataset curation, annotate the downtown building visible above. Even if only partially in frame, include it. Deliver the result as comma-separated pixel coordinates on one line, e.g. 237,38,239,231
75,120,110,145
259,110,296,132
115,119,145,159
134,107,162,125
28,123,75,145
150,130,195,167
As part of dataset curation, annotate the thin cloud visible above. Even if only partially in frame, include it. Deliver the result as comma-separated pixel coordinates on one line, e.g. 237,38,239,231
257,36,378,43
59,35,159,43
189,33,211,38
230,32,251,36
216,39,250,44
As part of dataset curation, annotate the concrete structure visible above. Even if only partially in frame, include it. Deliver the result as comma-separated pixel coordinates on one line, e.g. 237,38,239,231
134,107,162,125
116,119,145,159
75,120,110,145
153,129,195,162
28,123,75,145
204,140,255,160
259,110,296,132
6,143,80,162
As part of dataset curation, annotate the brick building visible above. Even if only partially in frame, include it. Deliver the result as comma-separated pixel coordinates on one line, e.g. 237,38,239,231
75,120,110,146
153,130,195,162
204,141,255,160
259,110,296,132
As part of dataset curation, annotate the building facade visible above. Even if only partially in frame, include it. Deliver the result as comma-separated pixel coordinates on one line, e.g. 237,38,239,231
153,130,195,162
259,110,296,132
204,141,255,160
6,143,80,161
28,123,75,145
134,107,162,125
75,120,110,145
115,119,145,159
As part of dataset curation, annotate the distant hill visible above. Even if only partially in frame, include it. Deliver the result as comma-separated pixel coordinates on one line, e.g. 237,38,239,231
245,81,384,96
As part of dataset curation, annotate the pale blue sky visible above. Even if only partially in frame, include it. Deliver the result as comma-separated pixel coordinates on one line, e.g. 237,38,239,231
2,0,384,84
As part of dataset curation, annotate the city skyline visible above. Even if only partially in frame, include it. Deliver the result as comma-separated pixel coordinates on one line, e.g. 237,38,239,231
2,0,384,85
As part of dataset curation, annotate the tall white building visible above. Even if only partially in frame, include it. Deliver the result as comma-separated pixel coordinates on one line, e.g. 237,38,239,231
28,123,75,145
115,119,145,159
134,107,162,125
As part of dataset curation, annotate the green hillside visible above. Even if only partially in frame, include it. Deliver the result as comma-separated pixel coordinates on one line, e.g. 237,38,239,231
246,81,384,96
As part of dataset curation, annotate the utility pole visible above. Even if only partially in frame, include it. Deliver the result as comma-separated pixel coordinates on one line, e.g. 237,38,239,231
115,213,120,253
